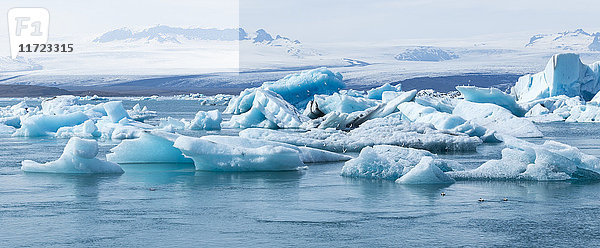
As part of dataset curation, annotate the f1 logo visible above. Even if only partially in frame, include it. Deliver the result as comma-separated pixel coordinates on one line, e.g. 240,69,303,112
7,8,49,59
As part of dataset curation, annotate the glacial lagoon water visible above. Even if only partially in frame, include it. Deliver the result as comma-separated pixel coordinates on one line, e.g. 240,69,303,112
2,99,600,247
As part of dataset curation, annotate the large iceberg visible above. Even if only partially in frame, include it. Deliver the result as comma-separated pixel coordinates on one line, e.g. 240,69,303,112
240,113,481,153
457,86,525,116
512,53,600,102
21,137,124,174
13,112,89,137
340,145,457,184
453,101,542,138
226,89,308,129
173,135,305,171
107,132,193,164
450,136,600,181
225,67,345,114
396,157,456,184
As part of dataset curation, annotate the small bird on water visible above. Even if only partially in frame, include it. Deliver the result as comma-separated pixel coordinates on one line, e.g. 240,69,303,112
478,198,485,202
503,198,508,201
441,192,446,196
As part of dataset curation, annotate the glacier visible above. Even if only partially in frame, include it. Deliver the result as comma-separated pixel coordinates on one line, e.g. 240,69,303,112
21,137,124,174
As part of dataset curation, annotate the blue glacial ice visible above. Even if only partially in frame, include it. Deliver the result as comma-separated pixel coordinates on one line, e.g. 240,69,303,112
106,132,193,164
173,135,305,171
456,86,526,116
449,136,600,181
366,83,402,100
313,93,378,114
55,119,101,138
103,101,130,123
13,112,89,137
21,137,124,174
340,145,457,183
453,101,542,138
511,53,600,102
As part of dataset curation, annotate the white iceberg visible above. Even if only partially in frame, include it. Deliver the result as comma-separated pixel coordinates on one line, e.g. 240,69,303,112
186,110,222,130
396,157,456,184
55,119,101,138
366,83,402,100
457,86,525,116
96,117,152,140
453,101,542,138
21,137,124,174
106,132,193,164
566,104,600,122
103,101,130,123
127,104,157,122
226,89,308,129
313,93,377,114
340,145,457,182
450,136,600,181
173,135,305,171
369,90,417,119
512,53,600,102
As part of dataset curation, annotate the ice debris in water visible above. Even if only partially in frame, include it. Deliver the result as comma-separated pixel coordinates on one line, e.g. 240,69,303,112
457,86,526,116
340,145,457,184
453,101,542,138
21,137,124,174
173,135,305,171
240,113,482,153
512,53,600,102
127,103,157,122
366,83,402,100
450,136,600,181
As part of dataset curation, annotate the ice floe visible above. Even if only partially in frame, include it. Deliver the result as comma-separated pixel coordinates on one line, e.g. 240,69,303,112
107,132,193,164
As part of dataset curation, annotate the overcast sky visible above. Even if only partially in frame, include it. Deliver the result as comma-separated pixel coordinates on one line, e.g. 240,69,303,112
1,0,599,42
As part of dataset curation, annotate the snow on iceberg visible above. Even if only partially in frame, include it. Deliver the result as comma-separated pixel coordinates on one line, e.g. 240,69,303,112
186,110,222,130
396,157,455,184
398,102,498,142
225,89,308,129
106,132,193,164
240,113,481,153
21,137,124,174
225,67,345,114
512,53,600,102
449,136,600,181
340,145,457,182
366,83,402,100
453,101,542,138
173,135,305,171
457,86,525,116
13,112,89,137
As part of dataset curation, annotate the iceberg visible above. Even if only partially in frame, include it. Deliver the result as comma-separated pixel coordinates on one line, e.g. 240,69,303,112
107,132,193,164
225,89,308,129
173,135,305,171
453,101,542,138
0,123,15,134
398,102,498,142
369,90,417,119
396,157,456,184
55,119,101,138
186,110,222,130
127,104,157,122
96,117,152,140
456,86,525,116
450,136,600,181
13,112,89,137
225,67,345,114
158,117,186,131
240,113,481,153
313,93,377,114
103,101,130,123
366,83,402,100
21,137,124,174
340,145,457,181
511,53,600,102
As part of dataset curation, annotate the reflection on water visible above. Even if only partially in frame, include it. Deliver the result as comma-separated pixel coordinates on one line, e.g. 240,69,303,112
2,100,600,247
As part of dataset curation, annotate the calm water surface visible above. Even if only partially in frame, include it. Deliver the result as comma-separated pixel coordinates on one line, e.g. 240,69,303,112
2,99,600,247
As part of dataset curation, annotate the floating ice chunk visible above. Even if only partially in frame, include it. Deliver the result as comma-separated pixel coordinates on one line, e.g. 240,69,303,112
396,157,455,184
370,90,417,119
0,116,22,128
186,110,222,130
13,112,89,137
313,93,377,114
340,145,457,180
225,68,345,113
173,135,305,171
201,135,351,163
55,119,101,138
103,101,130,123
414,95,456,113
457,86,525,116
450,136,600,181
41,95,78,115
512,53,600,102
398,102,498,142
0,123,15,134
366,83,402,100
525,103,550,116
225,89,308,129
21,137,124,174
127,104,157,122
96,117,151,140
240,114,481,153
158,117,186,131
107,132,193,164
453,101,542,138
566,105,600,122
524,103,565,123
